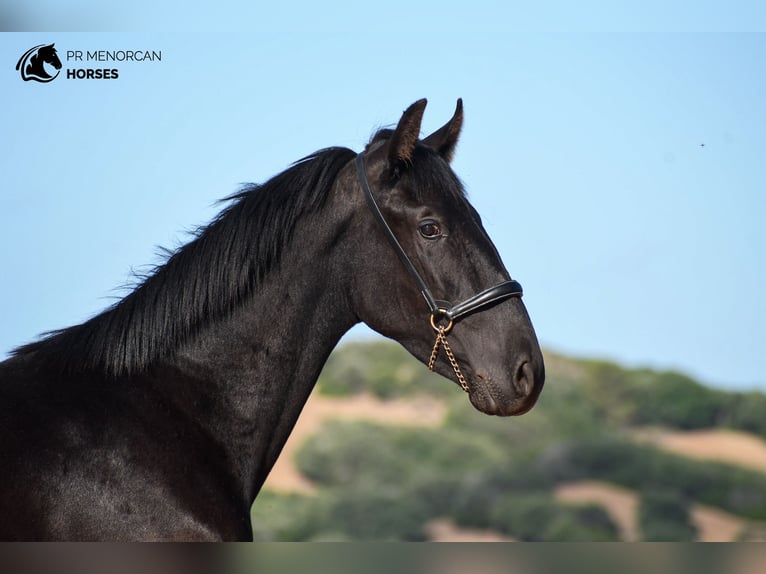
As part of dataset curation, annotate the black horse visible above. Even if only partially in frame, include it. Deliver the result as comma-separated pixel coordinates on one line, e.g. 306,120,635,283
16,43,62,83
0,100,544,541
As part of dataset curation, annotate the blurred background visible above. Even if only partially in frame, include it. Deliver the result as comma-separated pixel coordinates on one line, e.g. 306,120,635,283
1,3,765,542
251,340,766,541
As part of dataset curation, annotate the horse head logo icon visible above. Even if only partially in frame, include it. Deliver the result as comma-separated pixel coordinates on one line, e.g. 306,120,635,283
16,43,62,83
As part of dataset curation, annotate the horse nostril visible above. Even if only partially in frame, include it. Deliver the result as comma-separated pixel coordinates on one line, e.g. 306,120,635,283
514,360,534,395
503,359,543,416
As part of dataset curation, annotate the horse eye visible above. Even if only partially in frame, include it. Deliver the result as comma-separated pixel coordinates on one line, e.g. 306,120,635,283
419,221,442,239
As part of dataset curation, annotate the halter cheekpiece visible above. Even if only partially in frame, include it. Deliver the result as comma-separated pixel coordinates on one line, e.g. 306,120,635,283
355,153,524,392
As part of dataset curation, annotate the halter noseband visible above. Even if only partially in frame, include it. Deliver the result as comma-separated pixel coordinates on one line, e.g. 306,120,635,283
355,153,524,391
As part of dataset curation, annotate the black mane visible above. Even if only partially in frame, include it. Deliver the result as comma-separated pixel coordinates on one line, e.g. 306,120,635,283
13,146,356,376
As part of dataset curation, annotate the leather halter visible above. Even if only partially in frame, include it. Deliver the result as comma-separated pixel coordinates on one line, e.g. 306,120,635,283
355,152,524,328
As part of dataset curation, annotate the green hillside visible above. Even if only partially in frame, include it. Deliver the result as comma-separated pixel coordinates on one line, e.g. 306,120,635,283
251,340,766,541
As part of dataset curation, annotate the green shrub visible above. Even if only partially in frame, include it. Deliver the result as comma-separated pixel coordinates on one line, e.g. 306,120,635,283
322,487,433,540
639,489,697,541
487,493,618,541
719,391,766,437
579,360,641,427
631,371,724,429
580,360,726,430
295,420,506,490
316,340,453,398
250,490,330,541
538,438,766,519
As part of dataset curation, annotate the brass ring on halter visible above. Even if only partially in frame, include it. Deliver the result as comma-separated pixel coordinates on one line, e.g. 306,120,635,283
430,309,453,334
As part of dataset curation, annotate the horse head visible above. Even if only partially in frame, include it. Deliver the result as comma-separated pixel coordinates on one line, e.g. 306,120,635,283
17,43,62,82
36,43,63,71
347,99,545,416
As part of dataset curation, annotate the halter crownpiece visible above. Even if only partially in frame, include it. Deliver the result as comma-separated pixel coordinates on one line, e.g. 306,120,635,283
355,153,524,391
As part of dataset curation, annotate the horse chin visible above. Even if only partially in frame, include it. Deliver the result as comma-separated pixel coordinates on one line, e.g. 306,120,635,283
468,384,539,417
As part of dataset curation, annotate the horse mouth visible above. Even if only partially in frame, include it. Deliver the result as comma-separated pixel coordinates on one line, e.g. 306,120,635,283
469,391,538,416
467,368,543,417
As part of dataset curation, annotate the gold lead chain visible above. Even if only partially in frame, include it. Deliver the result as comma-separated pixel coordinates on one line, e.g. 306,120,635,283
428,326,470,393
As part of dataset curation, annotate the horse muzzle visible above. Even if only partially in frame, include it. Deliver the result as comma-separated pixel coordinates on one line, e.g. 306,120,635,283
467,358,545,416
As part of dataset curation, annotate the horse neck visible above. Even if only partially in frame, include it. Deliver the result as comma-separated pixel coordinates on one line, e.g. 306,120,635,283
147,209,358,503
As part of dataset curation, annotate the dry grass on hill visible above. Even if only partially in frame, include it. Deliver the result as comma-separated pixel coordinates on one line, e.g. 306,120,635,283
263,391,766,541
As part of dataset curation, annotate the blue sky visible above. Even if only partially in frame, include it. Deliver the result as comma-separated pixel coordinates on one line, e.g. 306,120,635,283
1,12,765,390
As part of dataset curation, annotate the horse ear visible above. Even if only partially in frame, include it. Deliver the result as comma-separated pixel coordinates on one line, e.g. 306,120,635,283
387,99,427,174
423,98,463,162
